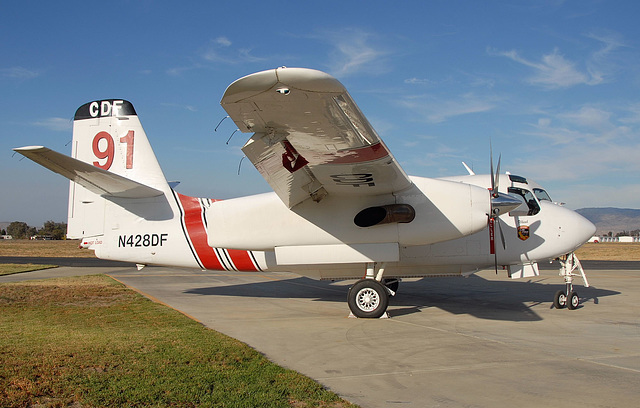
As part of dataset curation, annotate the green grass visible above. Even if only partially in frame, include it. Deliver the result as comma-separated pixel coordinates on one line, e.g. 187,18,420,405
0,275,356,408
0,263,58,276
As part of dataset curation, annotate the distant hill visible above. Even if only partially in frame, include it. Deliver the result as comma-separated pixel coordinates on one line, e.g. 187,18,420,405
576,208,640,235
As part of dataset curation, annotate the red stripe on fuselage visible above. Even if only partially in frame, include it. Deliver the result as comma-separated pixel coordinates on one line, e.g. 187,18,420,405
177,193,223,270
176,193,259,272
227,249,257,271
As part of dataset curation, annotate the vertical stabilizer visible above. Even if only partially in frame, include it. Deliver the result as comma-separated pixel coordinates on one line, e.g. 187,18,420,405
68,100,170,238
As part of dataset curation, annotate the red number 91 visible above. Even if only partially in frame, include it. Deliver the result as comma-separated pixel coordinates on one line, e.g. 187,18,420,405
92,131,114,170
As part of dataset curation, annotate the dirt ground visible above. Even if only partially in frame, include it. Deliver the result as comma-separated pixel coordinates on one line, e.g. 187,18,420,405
0,240,95,258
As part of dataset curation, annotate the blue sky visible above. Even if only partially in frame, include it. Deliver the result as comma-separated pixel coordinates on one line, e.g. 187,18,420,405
2,0,640,226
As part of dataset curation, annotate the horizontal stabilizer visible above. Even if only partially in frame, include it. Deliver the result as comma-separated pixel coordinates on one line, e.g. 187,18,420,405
14,146,163,198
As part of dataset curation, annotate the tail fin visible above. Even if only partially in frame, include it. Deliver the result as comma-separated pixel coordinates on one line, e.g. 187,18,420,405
71,100,168,190
69,100,171,238
15,100,172,239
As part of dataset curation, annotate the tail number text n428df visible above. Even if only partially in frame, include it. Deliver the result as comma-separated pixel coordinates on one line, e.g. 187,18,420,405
118,234,168,248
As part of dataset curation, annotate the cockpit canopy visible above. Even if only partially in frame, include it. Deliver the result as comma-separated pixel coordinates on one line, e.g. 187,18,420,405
507,174,552,216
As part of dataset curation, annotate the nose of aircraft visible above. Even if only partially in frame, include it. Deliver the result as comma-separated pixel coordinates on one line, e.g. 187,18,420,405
560,206,597,252
526,203,597,262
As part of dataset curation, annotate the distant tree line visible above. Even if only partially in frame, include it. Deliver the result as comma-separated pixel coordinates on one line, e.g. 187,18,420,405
3,221,67,240
615,229,640,237
602,230,640,237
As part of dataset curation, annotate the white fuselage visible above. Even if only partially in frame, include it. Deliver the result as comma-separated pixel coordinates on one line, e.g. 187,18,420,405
87,173,594,280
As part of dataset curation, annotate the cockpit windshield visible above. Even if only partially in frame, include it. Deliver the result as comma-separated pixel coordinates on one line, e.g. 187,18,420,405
533,188,552,202
508,187,540,216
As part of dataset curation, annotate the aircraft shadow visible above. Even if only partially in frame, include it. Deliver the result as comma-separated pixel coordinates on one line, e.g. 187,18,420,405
391,276,619,321
184,274,619,322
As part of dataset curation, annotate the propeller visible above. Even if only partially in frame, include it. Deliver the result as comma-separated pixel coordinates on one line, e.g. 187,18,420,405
487,146,521,272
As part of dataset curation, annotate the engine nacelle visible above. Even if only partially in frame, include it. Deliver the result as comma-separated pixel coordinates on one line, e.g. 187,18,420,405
395,177,490,246
206,176,491,253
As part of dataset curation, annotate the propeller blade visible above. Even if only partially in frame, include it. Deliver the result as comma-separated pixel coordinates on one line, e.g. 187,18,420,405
494,154,501,196
489,142,495,193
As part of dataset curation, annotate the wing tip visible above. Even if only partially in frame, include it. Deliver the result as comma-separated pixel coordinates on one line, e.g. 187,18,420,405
13,145,47,152
221,67,344,104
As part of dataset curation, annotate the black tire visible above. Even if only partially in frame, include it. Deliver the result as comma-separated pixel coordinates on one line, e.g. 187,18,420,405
348,279,389,318
553,290,567,309
567,291,579,310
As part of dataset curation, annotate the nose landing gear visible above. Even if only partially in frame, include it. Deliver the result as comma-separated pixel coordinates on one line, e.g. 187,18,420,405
554,253,589,310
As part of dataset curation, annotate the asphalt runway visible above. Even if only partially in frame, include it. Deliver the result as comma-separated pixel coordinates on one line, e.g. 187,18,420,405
2,264,639,407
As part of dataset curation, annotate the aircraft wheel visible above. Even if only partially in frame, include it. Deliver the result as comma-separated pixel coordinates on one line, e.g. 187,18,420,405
348,279,389,318
553,290,567,309
567,291,579,310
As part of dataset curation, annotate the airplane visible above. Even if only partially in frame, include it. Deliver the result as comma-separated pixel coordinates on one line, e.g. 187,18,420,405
14,67,596,318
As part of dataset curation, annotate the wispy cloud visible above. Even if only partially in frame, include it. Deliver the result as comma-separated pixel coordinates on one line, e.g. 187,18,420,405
200,36,265,64
215,36,232,47
558,106,612,130
166,36,265,75
517,138,640,184
32,117,72,132
516,104,640,186
317,28,389,76
400,92,497,123
160,103,198,112
404,72,494,90
585,32,625,84
490,33,624,89
491,48,591,89
525,105,632,146
403,76,458,87
404,77,437,86
166,65,199,76
1,66,39,80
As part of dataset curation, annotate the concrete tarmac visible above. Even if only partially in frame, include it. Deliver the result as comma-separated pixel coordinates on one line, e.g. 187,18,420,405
2,265,639,407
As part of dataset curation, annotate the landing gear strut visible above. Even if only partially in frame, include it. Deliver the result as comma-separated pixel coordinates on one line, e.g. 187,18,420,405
348,262,396,318
555,252,589,310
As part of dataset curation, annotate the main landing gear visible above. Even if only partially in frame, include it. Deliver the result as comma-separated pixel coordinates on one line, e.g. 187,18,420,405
347,263,398,318
554,252,589,310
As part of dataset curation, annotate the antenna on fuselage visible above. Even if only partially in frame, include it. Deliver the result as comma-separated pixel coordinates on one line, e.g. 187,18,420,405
462,162,475,175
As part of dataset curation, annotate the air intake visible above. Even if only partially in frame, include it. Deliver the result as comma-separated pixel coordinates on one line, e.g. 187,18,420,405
354,204,415,228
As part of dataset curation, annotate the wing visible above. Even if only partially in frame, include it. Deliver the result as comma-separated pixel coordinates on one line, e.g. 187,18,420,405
221,67,412,208
14,146,163,198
